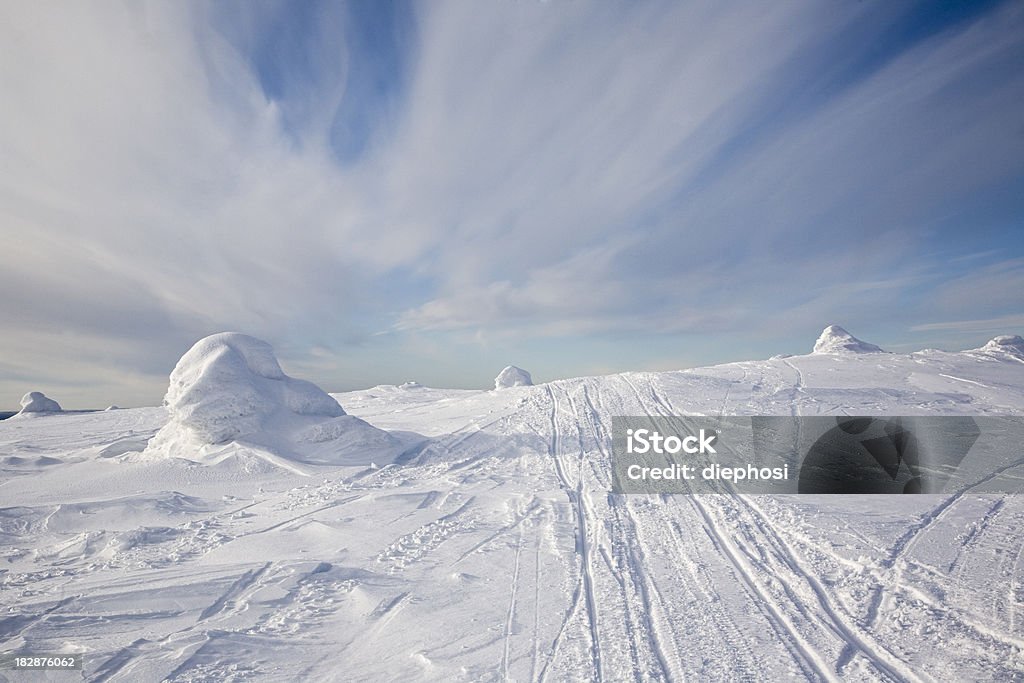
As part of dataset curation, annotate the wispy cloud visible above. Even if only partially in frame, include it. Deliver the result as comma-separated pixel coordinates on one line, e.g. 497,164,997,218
1,1,1022,406
911,314,1024,334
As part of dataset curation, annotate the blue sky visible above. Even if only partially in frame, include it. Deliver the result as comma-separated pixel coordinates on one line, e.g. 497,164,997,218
1,0,1023,408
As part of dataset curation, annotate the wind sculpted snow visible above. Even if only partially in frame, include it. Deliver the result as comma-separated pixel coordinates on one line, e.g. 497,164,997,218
1,340,1023,681
143,333,412,470
14,391,62,416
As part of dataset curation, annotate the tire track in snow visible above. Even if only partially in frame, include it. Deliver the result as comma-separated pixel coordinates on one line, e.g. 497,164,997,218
501,526,524,681
585,381,678,681
608,374,833,679
541,384,604,681
865,494,1024,655
564,386,606,681
688,495,839,682
717,364,747,418
659,509,786,680
619,374,673,418
1011,532,1024,634
536,387,575,678
952,497,1005,580
530,513,543,683
868,459,1024,630
726,494,923,681
614,375,793,679
576,386,649,681
450,498,539,566
628,378,916,680
781,358,805,416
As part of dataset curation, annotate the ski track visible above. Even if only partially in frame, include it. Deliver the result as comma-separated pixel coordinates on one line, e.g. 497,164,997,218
616,375,925,681
1011,537,1024,634
782,358,805,418
585,382,675,681
537,386,583,683
594,380,692,681
559,385,605,682
732,494,922,682
530,514,543,683
867,457,1024,633
606,376,839,679
501,525,524,681
618,377,840,679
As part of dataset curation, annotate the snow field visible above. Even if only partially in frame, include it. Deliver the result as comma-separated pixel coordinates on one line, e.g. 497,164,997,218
0,332,1022,680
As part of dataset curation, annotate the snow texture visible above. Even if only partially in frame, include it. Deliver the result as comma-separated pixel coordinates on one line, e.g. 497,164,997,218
2,329,1023,681
812,324,885,354
159,332,344,445
17,391,62,414
494,365,533,389
144,333,405,467
974,334,1024,359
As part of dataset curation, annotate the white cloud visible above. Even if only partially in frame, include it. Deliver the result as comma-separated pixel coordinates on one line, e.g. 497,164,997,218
911,314,1024,334
1,1,1022,405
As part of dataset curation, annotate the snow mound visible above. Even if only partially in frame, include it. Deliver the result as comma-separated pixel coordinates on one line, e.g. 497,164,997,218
157,332,343,444
974,335,1024,358
18,391,62,415
811,325,884,354
145,333,407,467
494,366,533,389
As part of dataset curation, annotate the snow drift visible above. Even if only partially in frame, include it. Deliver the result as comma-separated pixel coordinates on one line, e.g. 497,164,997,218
812,325,885,354
157,332,344,444
17,391,62,415
494,365,533,389
145,333,407,468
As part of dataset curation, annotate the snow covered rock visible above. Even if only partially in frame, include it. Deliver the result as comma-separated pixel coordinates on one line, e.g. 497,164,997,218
973,335,1024,359
145,333,408,468
157,332,343,445
17,391,62,414
811,325,885,354
494,366,533,389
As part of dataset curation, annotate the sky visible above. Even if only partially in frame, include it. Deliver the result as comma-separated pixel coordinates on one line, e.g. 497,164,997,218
1,0,1023,409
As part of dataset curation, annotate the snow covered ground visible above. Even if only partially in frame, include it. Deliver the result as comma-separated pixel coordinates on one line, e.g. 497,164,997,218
1,333,1023,681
